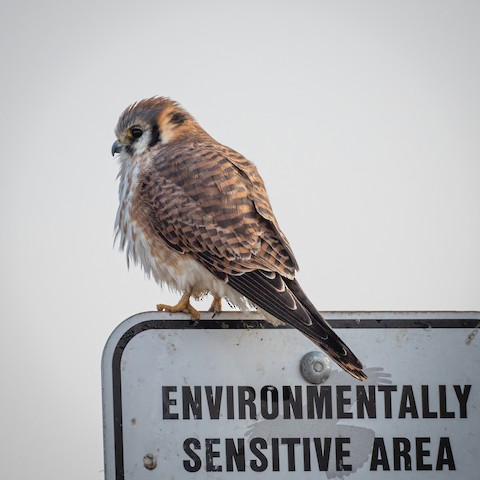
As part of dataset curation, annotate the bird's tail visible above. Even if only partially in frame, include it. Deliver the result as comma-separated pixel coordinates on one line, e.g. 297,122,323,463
261,303,367,381
200,253,367,380
225,272,367,379
283,278,367,380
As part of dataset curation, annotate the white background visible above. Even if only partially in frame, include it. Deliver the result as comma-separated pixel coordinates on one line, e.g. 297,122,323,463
1,1,479,478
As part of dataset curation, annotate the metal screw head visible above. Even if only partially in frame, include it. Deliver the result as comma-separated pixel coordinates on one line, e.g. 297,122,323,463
143,454,157,470
300,351,331,384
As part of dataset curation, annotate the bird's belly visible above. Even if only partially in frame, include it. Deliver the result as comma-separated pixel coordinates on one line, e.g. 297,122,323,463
116,171,246,307
127,221,242,302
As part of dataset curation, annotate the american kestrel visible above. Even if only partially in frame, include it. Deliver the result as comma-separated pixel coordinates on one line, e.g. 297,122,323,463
112,97,366,380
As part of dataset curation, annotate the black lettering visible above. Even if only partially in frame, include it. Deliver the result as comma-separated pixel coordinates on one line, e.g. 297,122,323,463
281,438,301,471
307,386,332,419
313,437,331,471
205,386,222,419
261,386,279,420
271,437,280,471
162,386,178,419
283,386,303,419
335,438,352,471
454,385,471,418
227,386,234,419
438,385,455,418
416,437,432,470
182,386,202,419
250,438,268,472
238,386,256,420
303,438,311,471
399,386,419,418
183,438,201,472
205,438,221,472
378,385,397,418
356,385,376,418
336,386,353,419
393,437,412,470
370,437,390,471
225,438,245,472
421,385,437,418
436,437,455,470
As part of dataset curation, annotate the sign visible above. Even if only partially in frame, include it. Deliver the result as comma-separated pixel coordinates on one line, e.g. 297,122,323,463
102,311,480,479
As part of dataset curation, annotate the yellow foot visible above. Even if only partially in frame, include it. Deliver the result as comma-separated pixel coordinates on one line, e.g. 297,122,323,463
208,296,223,315
157,291,200,320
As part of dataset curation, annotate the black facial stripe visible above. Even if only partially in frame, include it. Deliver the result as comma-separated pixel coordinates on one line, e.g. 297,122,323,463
148,124,161,147
170,111,187,126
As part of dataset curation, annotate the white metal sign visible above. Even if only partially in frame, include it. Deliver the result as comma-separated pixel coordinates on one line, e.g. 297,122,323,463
102,311,480,479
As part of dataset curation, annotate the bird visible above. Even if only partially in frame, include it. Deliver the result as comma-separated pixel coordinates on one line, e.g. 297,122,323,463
111,97,367,381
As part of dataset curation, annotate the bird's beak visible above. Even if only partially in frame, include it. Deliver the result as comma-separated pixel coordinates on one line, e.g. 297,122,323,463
111,140,124,156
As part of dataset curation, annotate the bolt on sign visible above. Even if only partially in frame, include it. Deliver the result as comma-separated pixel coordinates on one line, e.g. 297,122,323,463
102,311,480,479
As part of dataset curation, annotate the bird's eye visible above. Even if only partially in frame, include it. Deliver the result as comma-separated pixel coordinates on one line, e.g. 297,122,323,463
131,128,143,139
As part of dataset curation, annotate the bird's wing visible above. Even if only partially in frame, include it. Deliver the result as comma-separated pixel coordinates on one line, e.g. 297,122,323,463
138,140,296,277
138,140,366,380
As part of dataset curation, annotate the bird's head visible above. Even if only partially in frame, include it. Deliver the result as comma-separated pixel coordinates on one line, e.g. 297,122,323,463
111,97,197,159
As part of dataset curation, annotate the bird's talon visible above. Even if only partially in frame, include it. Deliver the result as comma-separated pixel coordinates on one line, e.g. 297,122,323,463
156,291,200,320
156,303,171,313
187,304,201,320
208,296,223,318
156,303,200,319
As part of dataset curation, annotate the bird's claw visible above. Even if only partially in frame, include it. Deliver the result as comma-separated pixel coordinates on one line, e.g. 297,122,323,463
156,292,200,320
208,296,223,318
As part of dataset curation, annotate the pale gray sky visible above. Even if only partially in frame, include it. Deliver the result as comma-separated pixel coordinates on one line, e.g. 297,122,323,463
1,1,479,478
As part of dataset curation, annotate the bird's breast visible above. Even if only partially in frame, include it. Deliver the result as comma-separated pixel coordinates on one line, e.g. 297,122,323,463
114,163,215,294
